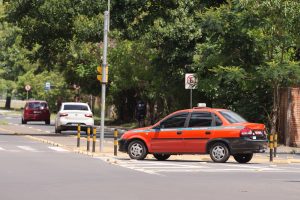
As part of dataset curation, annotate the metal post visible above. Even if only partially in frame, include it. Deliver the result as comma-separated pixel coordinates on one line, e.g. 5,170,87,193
100,11,109,152
114,129,118,156
92,127,96,152
77,124,81,147
190,89,193,108
87,127,91,151
269,134,274,162
27,91,29,100
274,133,278,157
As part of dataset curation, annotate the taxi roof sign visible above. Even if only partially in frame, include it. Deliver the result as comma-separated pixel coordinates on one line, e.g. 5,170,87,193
197,103,206,107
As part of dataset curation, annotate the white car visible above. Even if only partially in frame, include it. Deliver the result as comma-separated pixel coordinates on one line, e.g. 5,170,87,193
55,102,94,133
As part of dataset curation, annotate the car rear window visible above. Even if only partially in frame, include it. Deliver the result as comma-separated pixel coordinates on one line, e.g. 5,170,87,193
219,110,247,123
63,104,89,111
27,102,47,109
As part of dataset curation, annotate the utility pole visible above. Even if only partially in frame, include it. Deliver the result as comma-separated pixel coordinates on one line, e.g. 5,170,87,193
100,11,109,152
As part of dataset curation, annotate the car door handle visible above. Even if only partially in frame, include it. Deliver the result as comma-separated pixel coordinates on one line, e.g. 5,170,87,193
205,131,211,135
177,131,182,135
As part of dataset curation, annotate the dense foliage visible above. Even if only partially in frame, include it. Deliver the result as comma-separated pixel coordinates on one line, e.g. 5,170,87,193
1,0,300,134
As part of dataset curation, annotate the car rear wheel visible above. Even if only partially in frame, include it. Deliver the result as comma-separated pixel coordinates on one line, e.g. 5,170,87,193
21,118,27,124
55,126,61,134
153,154,171,161
209,142,230,163
128,140,147,160
45,119,50,125
233,153,253,163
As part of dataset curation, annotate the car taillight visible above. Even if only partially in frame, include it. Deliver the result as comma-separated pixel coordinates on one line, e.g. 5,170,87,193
85,114,93,118
60,113,68,117
240,127,253,137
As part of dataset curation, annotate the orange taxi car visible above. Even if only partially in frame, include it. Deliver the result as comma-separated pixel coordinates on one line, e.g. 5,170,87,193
119,105,268,163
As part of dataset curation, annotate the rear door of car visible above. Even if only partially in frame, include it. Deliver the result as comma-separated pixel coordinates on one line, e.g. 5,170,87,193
183,111,215,153
150,112,188,153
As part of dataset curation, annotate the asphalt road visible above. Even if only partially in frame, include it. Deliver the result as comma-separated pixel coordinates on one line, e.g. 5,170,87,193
0,134,300,200
0,111,120,138
1,110,300,200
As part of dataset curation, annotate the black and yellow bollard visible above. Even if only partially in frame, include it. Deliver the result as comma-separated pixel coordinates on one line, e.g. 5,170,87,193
77,124,81,147
92,127,96,152
87,126,91,151
114,129,118,156
269,134,274,162
274,133,278,157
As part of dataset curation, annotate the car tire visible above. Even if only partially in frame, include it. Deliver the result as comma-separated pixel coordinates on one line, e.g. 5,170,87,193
55,126,61,134
22,119,27,124
153,153,171,161
128,140,147,160
233,153,253,163
45,119,50,125
209,142,230,163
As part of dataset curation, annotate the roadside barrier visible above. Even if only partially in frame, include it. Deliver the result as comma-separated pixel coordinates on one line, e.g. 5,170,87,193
92,127,96,152
77,124,81,147
87,127,91,151
269,134,274,162
114,129,118,156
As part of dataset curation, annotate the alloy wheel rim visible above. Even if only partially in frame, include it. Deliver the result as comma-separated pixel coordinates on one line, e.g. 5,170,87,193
130,143,143,158
212,146,225,160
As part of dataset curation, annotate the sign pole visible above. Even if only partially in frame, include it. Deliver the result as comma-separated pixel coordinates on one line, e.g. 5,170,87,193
27,91,28,100
190,89,192,108
100,11,109,152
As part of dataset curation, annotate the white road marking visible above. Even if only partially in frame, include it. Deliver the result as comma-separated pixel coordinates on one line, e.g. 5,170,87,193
45,131,50,133
17,146,39,152
48,146,69,152
36,129,42,131
109,158,300,175
0,146,5,151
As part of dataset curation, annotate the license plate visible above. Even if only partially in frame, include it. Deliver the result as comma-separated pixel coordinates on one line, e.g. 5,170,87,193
252,136,257,140
34,111,41,114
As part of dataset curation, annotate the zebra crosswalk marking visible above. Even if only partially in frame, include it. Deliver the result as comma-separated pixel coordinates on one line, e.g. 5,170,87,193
48,146,69,152
17,146,40,152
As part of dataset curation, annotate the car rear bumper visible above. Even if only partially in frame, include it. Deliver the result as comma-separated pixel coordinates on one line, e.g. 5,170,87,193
229,138,268,154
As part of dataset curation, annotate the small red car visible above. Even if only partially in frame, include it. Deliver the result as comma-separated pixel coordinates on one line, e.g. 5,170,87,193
22,101,51,124
119,106,268,163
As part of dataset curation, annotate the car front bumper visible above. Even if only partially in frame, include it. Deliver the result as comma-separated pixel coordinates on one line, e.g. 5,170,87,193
118,139,129,153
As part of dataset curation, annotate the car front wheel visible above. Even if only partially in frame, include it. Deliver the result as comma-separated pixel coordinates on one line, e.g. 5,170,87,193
209,142,230,163
128,140,147,160
233,153,253,163
153,154,171,161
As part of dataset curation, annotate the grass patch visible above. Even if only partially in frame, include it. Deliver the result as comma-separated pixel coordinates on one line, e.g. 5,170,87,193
0,120,8,125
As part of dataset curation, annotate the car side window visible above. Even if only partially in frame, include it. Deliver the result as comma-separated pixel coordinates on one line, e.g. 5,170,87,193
160,113,188,128
188,112,212,127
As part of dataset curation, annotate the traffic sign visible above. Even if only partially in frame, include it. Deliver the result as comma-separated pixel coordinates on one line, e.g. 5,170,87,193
45,82,51,90
97,66,108,83
185,73,198,89
25,85,31,91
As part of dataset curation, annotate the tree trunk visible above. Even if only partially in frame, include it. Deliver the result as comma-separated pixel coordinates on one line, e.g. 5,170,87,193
270,84,279,135
5,96,11,109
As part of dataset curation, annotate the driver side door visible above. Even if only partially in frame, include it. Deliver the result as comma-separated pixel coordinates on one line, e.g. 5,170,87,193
150,112,188,153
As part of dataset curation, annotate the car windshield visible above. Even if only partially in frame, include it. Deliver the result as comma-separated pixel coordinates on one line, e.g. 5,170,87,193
27,102,47,109
63,104,89,111
219,110,247,123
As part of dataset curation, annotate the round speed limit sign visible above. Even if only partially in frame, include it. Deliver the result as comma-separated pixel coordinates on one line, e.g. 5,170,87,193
25,85,31,91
